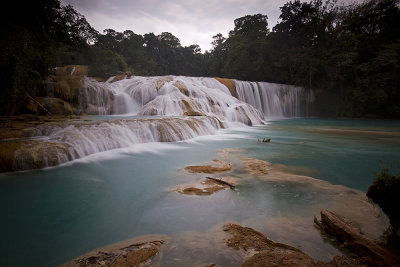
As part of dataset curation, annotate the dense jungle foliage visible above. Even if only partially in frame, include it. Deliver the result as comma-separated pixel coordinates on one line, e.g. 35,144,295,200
1,0,399,117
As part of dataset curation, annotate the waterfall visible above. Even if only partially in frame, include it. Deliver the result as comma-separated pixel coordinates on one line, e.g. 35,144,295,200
11,75,316,171
79,78,114,115
78,76,265,126
15,117,225,170
234,80,315,118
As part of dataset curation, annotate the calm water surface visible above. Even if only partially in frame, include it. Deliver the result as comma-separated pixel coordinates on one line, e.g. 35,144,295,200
0,118,399,266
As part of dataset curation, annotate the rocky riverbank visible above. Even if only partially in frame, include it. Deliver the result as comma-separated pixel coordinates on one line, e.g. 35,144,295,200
65,210,398,267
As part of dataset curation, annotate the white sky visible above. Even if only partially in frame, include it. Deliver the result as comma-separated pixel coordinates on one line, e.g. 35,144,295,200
62,0,358,52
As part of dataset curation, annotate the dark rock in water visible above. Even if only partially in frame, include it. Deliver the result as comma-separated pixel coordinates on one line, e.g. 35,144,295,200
314,209,399,266
63,240,164,267
242,250,317,267
367,172,400,247
184,160,232,173
223,222,382,267
223,223,317,267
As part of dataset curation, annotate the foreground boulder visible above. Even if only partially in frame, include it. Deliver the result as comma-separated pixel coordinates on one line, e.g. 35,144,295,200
63,240,164,267
314,209,398,266
223,223,317,266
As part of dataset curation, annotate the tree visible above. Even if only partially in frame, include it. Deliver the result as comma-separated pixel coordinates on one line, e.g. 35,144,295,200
231,14,269,39
0,0,98,115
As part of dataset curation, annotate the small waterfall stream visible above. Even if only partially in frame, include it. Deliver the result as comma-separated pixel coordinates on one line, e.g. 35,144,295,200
234,80,315,117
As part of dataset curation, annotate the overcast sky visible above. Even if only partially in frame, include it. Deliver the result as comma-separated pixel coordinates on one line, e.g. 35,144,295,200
60,0,297,51
62,0,356,52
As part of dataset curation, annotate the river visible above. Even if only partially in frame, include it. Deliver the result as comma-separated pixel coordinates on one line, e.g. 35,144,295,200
1,117,399,266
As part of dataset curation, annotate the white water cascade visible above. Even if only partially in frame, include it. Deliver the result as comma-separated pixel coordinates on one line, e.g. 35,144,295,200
11,75,316,170
16,116,225,170
79,76,265,126
234,80,315,117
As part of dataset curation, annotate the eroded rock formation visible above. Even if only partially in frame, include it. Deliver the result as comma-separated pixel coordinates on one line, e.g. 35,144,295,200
314,209,399,266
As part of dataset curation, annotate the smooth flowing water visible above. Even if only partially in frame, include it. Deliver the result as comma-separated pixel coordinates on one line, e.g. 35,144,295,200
1,118,399,266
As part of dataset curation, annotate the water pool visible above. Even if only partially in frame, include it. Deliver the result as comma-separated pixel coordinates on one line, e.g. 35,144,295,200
1,118,399,266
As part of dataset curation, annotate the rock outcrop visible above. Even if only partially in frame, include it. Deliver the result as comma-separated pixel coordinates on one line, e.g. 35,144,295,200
314,209,399,266
214,77,236,97
176,176,239,196
223,223,318,266
185,160,232,173
63,240,164,267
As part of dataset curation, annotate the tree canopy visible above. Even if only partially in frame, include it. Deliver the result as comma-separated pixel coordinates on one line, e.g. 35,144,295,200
1,0,400,118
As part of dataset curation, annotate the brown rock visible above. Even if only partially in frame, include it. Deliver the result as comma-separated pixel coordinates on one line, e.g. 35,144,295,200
111,74,126,83
223,223,317,267
13,141,72,170
242,250,317,267
174,80,190,96
185,160,232,173
214,77,236,97
181,99,205,116
243,158,271,175
315,209,398,266
26,97,76,115
64,240,164,267
177,179,233,196
155,76,174,90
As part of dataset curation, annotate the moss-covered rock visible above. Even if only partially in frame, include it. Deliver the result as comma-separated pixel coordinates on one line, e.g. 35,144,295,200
26,97,76,115
13,141,72,171
0,141,25,172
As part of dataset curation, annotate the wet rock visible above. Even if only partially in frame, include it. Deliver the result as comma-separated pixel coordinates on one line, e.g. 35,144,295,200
314,209,398,266
181,99,205,116
242,250,317,267
64,240,164,267
0,139,72,172
223,223,317,266
179,181,228,196
174,80,190,96
242,158,271,175
26,97,76,115
177,177,239,196
214,77,236,97
13,141,72,171
185,160,232,173
155,76,174,90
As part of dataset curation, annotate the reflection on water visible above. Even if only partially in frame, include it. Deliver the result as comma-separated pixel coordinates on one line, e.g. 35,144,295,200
0,118,399,266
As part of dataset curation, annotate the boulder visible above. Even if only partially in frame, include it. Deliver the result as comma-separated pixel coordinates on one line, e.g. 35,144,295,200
314,209,398,266
223,223,317,267
63,240,164,267
214,77,236,97
26,97,76,115
185,160,232,173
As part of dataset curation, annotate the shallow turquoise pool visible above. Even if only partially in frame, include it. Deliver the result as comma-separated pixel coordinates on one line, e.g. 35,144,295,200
1,118,399,266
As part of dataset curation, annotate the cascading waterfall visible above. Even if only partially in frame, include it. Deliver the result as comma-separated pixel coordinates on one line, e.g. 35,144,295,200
234,80,315,117
15,117,225,170
13,75,315,170
79,76,265,126
79,78,115,115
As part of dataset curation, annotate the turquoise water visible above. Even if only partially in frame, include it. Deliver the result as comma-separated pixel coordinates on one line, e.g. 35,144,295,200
0,118,399,266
